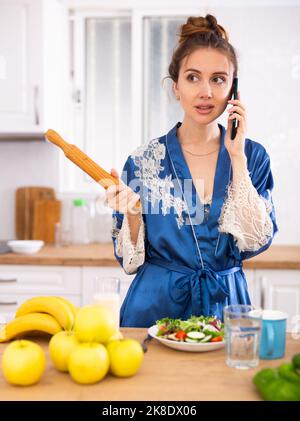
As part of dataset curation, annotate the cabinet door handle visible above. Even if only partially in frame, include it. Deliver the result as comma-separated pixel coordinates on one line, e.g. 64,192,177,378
0,278,17,283
261,286,265,309
260,276,267,309
74,89,81,104
34,85,40,125
0,301,18,305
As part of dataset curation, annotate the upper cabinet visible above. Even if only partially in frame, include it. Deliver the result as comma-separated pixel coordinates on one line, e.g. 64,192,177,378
0,0,68,137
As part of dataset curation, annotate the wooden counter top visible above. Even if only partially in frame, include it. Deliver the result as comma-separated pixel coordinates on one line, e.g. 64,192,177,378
0,328,299,401
0,244,299,269
243,245,300,270
0,243,117,267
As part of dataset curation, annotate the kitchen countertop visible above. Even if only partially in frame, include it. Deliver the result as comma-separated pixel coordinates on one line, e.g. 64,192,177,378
0,244,299,269
0,328,299,401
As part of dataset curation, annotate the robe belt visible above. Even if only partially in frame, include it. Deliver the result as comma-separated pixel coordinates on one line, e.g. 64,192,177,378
146,257,242,316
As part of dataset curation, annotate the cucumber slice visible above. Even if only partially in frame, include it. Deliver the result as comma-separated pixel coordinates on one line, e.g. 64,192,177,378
200,335,212,343
185,338,200,343
187,331,205,340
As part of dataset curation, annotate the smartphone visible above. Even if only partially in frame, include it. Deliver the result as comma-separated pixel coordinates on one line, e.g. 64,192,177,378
230,77,239,140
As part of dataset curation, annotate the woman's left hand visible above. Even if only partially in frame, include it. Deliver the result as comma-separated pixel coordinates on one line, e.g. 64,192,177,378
224,91,247,160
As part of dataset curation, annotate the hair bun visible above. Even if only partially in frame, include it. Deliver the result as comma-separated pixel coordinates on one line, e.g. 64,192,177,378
178,14,229,44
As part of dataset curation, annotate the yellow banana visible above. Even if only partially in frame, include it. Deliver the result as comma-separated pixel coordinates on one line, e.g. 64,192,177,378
54,296,79,320
0,312,62,342
15,296,75,330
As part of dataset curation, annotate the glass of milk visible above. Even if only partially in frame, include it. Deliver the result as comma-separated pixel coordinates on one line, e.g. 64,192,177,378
93,276,121,330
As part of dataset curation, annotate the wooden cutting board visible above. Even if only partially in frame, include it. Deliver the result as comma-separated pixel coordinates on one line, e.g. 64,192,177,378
32,199,61,244
15,187,55,240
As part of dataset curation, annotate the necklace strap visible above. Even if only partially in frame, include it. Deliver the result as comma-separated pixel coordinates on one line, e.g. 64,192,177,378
182,146,220,157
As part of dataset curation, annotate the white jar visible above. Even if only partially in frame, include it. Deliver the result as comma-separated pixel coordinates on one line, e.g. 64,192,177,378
71,199,90,244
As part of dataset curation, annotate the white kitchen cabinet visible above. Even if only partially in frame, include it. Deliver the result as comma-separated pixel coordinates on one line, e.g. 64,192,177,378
0,265,81,295
0,0,43,133
0,264,135,322
0,294,81,323
81,267,135,307
0,0,68,135
256,269,300,332
0,265,81,321
243,269,260,307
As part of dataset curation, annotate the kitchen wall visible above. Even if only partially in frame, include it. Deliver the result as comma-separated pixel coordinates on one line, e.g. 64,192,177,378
0,140,60,240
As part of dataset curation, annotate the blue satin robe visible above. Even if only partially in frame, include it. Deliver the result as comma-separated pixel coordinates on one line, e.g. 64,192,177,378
112,122,278,327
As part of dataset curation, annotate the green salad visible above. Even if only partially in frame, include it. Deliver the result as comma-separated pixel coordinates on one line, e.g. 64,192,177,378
155,315,224,343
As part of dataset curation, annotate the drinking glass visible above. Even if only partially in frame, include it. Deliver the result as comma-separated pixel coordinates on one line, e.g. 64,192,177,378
223,305,262,369
93,276,121,330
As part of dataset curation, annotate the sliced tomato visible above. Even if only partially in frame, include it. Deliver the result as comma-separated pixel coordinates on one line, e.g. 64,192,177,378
210,335,223,342
175,330,187,340
158,326,168,334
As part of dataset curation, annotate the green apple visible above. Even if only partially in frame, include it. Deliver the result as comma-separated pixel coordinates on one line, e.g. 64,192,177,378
68,342,109,384
49,331,79,372
106,338,144,377
2,339,46,386
74,305,116,343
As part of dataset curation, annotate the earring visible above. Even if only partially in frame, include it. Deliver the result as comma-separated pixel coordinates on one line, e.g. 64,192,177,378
176,95,180,100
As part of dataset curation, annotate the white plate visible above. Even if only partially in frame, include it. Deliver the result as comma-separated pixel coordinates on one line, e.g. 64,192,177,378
148,325,225,353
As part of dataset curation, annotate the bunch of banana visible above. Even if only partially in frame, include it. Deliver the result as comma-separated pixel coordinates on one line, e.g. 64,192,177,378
0,313,62,342
0,296,78,343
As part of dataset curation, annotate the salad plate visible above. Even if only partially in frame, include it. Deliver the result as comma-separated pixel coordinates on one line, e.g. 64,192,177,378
148,316,226,353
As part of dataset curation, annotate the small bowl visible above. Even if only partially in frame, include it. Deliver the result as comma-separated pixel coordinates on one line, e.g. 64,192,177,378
7,240,44,255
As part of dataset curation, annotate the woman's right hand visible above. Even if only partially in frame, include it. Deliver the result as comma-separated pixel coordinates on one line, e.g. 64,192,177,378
105,168,141,215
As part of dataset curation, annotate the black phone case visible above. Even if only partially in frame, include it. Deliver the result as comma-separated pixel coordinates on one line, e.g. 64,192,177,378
230,77,238,140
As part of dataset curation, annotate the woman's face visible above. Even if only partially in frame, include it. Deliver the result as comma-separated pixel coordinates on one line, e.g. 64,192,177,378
173,48,234,124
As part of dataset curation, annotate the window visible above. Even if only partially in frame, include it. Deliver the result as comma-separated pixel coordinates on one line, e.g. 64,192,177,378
85,17,132,177
65,6,203,193
143,17,184,141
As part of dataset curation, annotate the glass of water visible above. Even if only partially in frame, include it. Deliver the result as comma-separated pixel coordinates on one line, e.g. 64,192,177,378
223,305,262,369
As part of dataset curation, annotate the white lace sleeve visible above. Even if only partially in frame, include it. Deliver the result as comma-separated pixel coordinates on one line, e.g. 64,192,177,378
113,213,145,275
218,169,274,252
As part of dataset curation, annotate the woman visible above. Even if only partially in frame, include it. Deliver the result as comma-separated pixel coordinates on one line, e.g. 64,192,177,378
105,14,278,327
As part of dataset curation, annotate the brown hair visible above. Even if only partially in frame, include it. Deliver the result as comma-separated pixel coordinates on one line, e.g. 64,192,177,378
167,14,238,85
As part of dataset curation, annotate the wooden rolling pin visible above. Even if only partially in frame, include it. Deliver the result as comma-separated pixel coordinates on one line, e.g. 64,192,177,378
44,129,141,210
